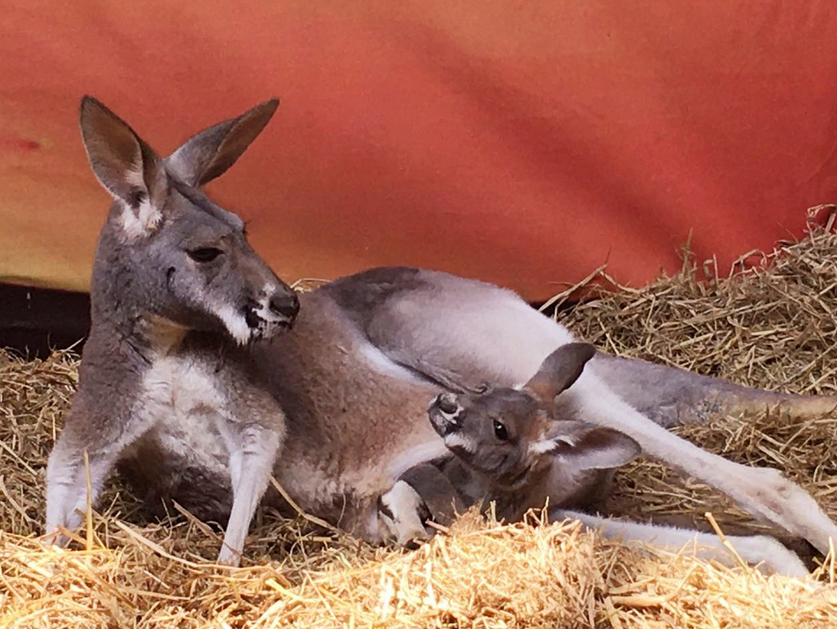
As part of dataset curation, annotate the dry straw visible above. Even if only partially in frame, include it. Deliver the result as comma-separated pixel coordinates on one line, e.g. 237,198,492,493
3,213,837,627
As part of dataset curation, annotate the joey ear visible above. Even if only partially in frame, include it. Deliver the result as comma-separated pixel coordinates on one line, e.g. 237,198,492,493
165,99,279,187
79,96,167,236
531,423,640,470
524,343,596,403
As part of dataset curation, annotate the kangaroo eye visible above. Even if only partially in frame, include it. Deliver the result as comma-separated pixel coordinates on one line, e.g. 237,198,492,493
188,247,223,263
493,420,509,441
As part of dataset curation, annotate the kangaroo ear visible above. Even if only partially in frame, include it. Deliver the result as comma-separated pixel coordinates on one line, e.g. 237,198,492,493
166,99,279,187
79,96,168,236
524,343,596,404
530,422,640,470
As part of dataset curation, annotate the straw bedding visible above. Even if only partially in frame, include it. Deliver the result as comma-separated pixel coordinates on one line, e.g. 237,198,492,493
3,214,837,627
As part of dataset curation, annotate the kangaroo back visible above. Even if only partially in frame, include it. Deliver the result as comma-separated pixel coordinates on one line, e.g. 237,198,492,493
327,267,837,426
323,267,575,392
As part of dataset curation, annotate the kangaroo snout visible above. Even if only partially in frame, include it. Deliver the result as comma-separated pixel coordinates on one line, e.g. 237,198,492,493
242,284,300,342
268,290,300,322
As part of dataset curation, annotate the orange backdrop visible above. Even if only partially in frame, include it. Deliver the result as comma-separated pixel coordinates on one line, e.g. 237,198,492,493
2,1,837,301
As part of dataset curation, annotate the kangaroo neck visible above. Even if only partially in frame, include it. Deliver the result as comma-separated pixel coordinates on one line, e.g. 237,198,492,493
87,222,184,360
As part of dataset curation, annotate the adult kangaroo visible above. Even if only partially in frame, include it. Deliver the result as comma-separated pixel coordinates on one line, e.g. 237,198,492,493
121,266,837,574
44,96,298,565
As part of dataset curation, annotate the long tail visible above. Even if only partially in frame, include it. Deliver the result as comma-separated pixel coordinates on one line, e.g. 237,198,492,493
589,354,837,427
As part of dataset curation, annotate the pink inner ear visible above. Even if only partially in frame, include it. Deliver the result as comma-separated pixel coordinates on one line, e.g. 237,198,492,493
552,435,577,451
166,99,280,188
523,343,597,403
560,427,642,470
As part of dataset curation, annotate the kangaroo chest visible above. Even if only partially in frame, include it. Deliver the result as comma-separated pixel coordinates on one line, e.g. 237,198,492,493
135,354,233,463
142,355,228,418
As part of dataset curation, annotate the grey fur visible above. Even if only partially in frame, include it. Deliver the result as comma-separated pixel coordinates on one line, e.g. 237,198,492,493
393,344,641,526
45,96,297,565
383,343,819,576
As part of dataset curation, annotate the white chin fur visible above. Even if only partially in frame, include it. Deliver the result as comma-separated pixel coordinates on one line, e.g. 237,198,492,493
215,290,292,346
443,432,477,454
215,305,253,345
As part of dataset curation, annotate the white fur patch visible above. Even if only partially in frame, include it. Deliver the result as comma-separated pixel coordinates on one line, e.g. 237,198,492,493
528,439,558,457
44,439,87,538
379,480,429,546
215,304,253,345
262,282,277,299
365,509,381,540
142,356,227,418
360,343,423,382
530,434,576,458
257,292,273,315
444,432,477,454
118,164,161,238
44,444,118,540
216,425,281,565
118,199,162,239
380,481,424,517
387,441,450,478
557,509,809,577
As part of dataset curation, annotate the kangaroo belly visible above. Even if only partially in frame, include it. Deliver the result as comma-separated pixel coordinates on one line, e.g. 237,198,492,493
118,354,237,521
258,296,452,533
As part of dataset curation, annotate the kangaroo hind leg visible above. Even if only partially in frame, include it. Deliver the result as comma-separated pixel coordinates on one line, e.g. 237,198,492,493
590,353,837,428
553,509,809,577
569,373,837,556
330,268,575,391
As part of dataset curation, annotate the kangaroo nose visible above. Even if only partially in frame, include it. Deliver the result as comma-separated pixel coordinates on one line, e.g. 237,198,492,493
269,290,300,321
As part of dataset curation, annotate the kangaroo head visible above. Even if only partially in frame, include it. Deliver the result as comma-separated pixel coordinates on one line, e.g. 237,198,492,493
428,343,640,489
80,96,299,345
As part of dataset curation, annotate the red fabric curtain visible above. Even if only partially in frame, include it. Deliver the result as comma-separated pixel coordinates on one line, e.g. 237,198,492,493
2,1,836,300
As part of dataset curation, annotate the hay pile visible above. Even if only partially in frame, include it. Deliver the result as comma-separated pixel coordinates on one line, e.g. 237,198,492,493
3,217,837,627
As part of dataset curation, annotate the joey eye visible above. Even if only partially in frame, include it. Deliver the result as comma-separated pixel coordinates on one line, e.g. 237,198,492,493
493,420,509,441
187,247,223,263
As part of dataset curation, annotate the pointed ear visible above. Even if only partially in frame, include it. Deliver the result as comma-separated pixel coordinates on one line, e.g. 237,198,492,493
165,99,279,187
524,343,596,403
530,422,640,470
79,96,168,236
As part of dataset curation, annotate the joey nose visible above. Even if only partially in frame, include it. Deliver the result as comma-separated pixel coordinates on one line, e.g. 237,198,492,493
435,393,460,416
269,291,299,321
428,393,462,437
